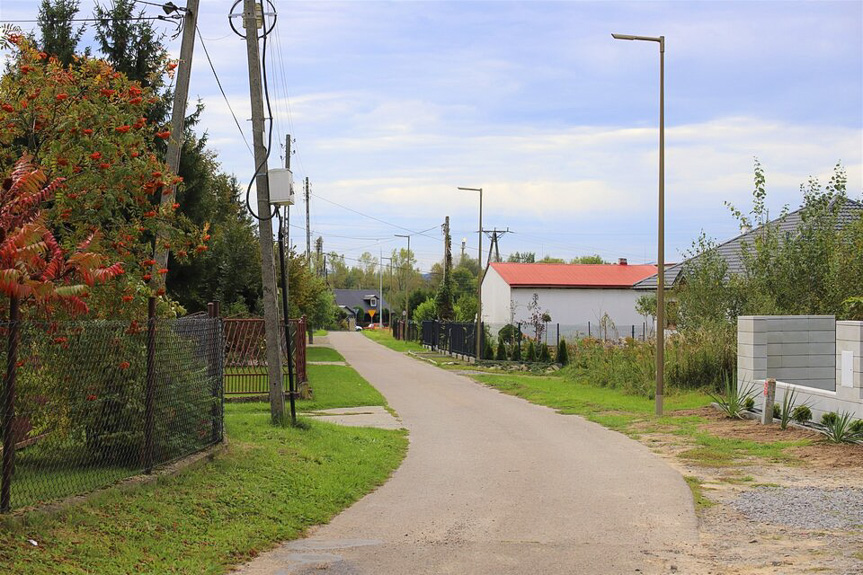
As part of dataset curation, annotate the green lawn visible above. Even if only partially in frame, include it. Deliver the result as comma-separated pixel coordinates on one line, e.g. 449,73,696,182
473,371,812,465
306,346,345,362
0,359,404,574
361,329,425,353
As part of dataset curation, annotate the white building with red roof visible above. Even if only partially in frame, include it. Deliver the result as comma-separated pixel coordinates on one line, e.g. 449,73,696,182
481,260,658,338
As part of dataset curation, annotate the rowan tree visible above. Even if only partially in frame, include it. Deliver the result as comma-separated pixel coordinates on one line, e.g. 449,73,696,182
0,35,206,317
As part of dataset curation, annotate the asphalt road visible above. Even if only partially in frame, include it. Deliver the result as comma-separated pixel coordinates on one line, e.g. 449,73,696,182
236,332,698,574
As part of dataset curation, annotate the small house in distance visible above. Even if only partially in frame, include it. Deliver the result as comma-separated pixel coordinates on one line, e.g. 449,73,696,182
333,289,389,328
481,260,658,340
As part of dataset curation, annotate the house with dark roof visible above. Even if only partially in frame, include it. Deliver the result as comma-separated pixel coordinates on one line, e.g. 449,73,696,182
333,289,390,327
633,199,863,292
481,260,657,337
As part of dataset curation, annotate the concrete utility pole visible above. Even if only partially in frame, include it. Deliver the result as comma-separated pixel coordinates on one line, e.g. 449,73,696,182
305,177,311,267
243,0,284,422
152,0,199,291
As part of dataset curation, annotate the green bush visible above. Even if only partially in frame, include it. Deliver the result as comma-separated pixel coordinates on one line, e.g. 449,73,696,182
538,343,551,363
563,324,736,397
791,405,812,423
821,412,839,426
743,396,755,410
511,341,521,361
526,341,537,362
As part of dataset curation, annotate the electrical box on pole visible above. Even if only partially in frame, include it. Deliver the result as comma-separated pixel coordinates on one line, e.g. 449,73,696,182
268,168,294,205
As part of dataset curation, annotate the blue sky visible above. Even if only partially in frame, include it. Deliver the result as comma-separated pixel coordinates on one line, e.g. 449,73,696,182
2,1,861,272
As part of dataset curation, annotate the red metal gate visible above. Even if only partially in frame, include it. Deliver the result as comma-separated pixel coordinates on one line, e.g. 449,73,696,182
223,317,307,395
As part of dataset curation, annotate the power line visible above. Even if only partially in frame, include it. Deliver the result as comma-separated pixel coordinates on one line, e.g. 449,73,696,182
310,191,442,240
196,24,253,156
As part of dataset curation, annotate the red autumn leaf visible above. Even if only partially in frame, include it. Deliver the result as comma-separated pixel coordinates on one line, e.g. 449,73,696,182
55,93,68,101
89,151,102,160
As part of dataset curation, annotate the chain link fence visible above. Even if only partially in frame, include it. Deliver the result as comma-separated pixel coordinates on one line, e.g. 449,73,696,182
0,300,223,512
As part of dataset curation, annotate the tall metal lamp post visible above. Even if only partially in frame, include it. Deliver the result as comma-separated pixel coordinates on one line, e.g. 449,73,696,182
612,33,665,415
458,186,483,360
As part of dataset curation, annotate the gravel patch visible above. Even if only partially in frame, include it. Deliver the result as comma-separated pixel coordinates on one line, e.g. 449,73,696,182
731,486,863,530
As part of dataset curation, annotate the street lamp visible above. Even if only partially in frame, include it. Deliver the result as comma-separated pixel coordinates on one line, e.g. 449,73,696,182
458,186,483,361
395,234,411,337
612,33,665,415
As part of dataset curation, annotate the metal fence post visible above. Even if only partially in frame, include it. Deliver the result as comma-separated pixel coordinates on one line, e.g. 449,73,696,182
1,296,20,513
208,302,223,444
588,321,591,338
144,297,156,473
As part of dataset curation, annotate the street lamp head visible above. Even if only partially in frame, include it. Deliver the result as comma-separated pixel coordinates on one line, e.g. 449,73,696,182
458,186,482,192
612,33,665,49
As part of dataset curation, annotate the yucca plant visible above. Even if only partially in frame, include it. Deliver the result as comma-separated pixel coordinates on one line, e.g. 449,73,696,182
820,411,863,443
709,374,757,419
777,387,811,430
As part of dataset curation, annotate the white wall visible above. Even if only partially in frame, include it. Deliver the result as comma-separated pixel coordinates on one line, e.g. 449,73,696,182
510,287,645,327
737,317,863,420
481,267,512,324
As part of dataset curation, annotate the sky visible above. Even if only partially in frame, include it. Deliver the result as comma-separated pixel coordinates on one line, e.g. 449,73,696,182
2,0,862,274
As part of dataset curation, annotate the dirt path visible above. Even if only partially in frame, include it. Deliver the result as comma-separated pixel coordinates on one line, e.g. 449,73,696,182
236,332,699,574
643,409,863,574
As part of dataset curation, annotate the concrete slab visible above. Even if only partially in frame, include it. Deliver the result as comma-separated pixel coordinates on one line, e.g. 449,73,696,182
305,406,404,430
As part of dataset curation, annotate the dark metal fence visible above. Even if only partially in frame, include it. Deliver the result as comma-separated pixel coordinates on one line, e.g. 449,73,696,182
0,298,224,513
223,316,307,395
392,320,419,342
421,320,483,358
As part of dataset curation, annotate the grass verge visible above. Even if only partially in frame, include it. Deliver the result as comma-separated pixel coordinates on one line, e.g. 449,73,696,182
361,329,425,353
0,404,407,574
472,372,813,465
306,346,345,363
298,364,387,411
0,359,403,574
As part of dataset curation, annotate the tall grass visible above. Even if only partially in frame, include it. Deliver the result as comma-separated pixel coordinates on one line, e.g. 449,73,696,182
564,324,736,397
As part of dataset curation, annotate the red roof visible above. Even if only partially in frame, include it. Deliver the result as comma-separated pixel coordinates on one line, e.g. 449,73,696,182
489,262,658,288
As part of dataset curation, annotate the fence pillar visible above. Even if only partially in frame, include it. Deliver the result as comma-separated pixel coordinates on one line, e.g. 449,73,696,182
144,297,156,473
1,296,20,513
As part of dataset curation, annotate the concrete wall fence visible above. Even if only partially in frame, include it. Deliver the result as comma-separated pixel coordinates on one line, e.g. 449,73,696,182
738,316,863,420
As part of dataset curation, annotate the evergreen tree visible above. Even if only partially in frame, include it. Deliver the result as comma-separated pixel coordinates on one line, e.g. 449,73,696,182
37,0,86,66
483,338,494,361
495,338,507,361
539,343,551,362
557,338,569,365
526,341,537,362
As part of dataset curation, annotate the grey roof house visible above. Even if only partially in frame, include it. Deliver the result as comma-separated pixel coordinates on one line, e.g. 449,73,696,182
333,289,390,324
634,199,862,291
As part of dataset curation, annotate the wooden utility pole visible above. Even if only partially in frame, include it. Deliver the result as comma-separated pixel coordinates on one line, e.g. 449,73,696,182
152,0,199,291
242,0,284,422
